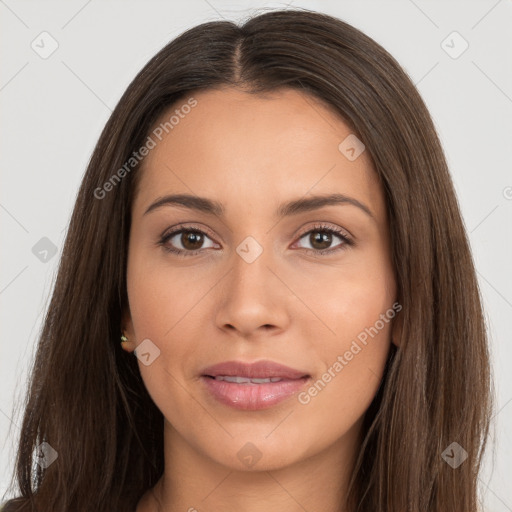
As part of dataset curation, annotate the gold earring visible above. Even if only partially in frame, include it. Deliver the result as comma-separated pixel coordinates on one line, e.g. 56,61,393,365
121,334,128,344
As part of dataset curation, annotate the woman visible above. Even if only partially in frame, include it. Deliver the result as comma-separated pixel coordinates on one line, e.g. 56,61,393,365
1,8,492,512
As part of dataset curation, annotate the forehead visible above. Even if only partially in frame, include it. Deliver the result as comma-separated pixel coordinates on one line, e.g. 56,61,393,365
133,87,385,222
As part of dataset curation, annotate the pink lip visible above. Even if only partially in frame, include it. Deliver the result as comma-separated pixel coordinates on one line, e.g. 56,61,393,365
200,360,310,410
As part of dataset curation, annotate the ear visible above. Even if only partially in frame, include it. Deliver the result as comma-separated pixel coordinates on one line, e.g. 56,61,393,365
390,303,403,348
120,305,136,353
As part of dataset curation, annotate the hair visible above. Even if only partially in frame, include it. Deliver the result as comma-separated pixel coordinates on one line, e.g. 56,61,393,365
2,7,493,512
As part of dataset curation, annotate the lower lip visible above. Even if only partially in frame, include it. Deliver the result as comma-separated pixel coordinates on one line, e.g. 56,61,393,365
201,376,310,410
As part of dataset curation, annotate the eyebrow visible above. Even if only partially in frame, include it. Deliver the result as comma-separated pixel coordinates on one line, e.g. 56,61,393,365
143,193,375,221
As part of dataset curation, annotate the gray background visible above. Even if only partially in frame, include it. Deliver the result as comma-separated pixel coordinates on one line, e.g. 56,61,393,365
1,0,511,509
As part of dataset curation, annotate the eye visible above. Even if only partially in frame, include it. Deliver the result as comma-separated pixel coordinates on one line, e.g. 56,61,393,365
293,223,354,256
158,224,219,257
157,222,354,258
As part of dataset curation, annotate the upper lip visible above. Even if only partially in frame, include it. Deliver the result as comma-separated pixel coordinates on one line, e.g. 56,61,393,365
201,360,310,380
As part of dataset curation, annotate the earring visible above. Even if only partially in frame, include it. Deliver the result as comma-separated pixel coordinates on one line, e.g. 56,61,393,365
120,332,134,353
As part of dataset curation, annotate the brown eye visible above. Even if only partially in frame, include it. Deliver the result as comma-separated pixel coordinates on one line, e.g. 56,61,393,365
180,231,205,250
309,231,333,250
294,224,353,255
159,227,218,256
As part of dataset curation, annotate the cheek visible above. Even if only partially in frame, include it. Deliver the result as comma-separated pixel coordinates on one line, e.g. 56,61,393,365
293,259,394,415
126,246,207,338
126,252,208,401
295,336,389,455
290,254,395,344
295,288,393,445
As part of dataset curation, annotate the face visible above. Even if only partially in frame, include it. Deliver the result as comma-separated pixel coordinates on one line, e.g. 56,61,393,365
123,87,399,472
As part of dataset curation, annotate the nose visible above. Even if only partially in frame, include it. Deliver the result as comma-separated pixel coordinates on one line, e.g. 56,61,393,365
214,241,291,339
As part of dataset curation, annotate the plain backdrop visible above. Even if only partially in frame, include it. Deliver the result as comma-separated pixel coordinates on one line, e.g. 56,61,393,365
1,0,511,509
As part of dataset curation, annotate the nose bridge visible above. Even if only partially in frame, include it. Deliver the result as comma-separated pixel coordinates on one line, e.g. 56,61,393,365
230,233,275,299
214,232,288,335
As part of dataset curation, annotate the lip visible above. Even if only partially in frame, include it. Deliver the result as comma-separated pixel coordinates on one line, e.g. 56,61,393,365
200,360,311,410
201,360,309,380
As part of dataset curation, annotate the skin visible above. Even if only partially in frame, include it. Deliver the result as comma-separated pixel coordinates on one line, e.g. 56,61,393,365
122,87,400,512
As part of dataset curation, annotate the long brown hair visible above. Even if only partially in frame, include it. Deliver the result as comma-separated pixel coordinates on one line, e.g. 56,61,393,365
1,8,492,512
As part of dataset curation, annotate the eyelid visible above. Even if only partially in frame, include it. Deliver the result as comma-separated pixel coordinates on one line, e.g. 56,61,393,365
294,222,352,240
290,222,354,254
158,221,354,256
161,222,219,242
161,221,352,241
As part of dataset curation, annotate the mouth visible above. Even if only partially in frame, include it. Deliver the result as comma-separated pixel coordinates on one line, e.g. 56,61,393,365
204,375,292,384
200,360,311,410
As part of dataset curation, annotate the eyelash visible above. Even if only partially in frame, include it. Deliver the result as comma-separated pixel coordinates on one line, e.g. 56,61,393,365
157,222,354,258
